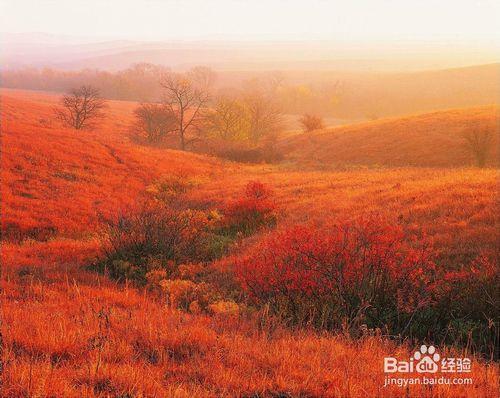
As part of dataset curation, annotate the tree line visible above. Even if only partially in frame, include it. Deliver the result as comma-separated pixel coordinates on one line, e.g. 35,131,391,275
4,63,347,116
54,67,295,152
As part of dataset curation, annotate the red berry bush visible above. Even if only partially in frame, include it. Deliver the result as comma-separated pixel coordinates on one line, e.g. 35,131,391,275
235,218,498,355
222,181,277,236
236,219,436,335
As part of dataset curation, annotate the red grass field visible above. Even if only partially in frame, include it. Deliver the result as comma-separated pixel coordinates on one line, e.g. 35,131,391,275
1,88,498,397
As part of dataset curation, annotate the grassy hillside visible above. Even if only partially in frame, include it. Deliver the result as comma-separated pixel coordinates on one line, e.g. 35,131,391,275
280,106,499,168
1,89,226,241
1,89,498,397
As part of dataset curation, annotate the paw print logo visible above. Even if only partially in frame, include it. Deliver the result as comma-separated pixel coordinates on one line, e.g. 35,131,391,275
414,345,440,373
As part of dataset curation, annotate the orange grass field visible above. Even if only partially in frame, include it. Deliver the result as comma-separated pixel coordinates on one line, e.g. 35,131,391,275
1,89,499,397
280,106,499,168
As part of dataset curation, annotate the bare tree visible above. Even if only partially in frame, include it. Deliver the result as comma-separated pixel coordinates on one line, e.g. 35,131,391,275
132,103,176,143
207,97,249,141
299,114,325,132
160,68,214,150
188,66,216,93
463,123,494,167
54,85,107,130
243,90,283,144
237,75,285,144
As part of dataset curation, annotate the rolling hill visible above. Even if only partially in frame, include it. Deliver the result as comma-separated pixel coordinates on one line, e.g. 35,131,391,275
0,89,227,241
2,89,498,244
280,105,499,168
1,88,498,397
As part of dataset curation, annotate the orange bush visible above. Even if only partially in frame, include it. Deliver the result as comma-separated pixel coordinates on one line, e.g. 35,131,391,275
299,113,325,132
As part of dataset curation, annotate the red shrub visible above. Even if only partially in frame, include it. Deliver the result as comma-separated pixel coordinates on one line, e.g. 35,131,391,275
223,181,276,235
244,181,272,200
235,219,436,331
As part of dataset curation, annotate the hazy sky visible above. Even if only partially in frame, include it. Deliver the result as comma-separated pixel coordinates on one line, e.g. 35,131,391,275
1,0,499,42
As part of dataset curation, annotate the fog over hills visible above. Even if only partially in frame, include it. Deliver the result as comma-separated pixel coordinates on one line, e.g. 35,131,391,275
2,32,499,72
